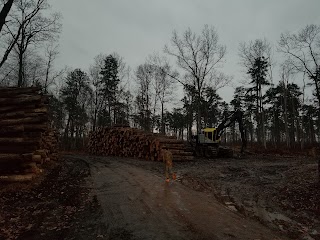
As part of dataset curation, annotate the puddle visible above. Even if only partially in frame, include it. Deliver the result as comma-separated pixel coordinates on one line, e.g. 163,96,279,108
178,172,320,240
223,198,319,240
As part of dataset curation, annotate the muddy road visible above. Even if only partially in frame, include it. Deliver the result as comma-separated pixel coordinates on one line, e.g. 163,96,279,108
71,155,286,240
1,154,318,239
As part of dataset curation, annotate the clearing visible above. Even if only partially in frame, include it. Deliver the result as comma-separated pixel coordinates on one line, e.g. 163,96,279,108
0,154,318,240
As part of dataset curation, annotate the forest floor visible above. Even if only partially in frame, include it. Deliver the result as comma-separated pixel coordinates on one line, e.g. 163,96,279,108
0,152,319,239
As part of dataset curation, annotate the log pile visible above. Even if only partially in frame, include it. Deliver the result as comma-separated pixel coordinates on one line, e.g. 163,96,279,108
87,127,194,161
0,87,58,182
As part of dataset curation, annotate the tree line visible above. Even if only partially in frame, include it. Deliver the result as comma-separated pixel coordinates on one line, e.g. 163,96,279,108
1,1,319,150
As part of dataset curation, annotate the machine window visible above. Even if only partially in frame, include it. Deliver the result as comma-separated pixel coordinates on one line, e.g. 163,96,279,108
208,132,213,140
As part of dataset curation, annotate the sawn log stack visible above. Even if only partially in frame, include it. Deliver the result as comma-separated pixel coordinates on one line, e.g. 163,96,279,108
0,87,58,182
87,127,194,161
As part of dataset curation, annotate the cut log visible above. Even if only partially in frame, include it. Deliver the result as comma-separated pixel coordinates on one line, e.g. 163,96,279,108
26,107,48,114
158,139,184,144
170,150,194,156
0,145,39,153
34,149,47,158
0,137,39,145
24,132,42,138
0,174,35,182
0,156,21,163
87,127,193,162
0,104,46,114
160,144,187,150
0,115,47,126
32,154,42,163
24,124,48,132
0,95,42,106
0,87,58,178
0,111,25,119
0,104,34,113
0,153,34,162
21,162,41,173
172,156,194,161
0,87,40,96
0,125,24,136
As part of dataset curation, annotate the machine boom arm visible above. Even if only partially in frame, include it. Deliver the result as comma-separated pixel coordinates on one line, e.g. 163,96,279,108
216,110,247,153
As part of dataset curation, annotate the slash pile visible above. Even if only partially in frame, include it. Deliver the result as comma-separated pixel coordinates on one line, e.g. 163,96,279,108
0,87,58,182
87,127,194,161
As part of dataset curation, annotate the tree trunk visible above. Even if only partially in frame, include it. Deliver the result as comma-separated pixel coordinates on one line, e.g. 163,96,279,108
18,51,24,87
44,55,52,94
196,88,202,134
261,109,267,149
17,18,26,87
93,92,99,131
188,110,193,141
0,0,14,33
283,85,290,148
161,102,165,134
64,115,70,140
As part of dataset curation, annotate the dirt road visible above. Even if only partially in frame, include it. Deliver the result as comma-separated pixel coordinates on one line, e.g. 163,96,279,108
3,154,306,239
72,155,286,240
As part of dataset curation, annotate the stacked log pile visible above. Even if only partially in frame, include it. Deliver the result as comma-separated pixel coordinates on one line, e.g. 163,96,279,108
0,87,58,182
87,127,194,161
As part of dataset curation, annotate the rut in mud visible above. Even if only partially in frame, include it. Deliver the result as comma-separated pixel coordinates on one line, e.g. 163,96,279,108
69,155,286,240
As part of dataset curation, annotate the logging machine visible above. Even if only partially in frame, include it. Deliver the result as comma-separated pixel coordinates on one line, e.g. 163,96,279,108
190,110,247,158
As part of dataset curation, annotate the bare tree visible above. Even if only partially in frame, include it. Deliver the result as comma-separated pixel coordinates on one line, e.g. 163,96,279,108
1,0,53,70
0,0,14,33
2,0,61,86
89,54,105,130
239,38,272,68
26,50,45,85
279,24,320,111
0,46,42,86
43,42,62,93
0,51,16,85
279,24,320,182
164,25,227,132
134,63,154,131
148,53,176,133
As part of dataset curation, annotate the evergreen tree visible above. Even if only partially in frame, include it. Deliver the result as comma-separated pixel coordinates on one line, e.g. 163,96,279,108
201,87,222,128
99,55,120,125
61,68,91,149
182,84,196,139
247,56,269,146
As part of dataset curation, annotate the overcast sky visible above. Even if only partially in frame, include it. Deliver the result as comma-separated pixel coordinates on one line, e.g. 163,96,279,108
50,0,320,103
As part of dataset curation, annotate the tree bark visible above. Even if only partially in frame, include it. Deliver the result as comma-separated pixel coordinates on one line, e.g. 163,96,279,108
161,102,165,134
18,26,25,87
0,0,14,33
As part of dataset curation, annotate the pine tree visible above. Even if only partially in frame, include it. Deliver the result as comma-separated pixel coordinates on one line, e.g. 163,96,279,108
99,55,120,125
247,56,269,147
61,69,91,149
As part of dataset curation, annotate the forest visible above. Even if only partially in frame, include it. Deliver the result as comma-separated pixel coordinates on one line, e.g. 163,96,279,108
1,2,320,239
0,0,319,151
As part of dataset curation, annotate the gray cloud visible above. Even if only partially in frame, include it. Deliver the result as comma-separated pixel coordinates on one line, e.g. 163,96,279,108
50,0,320,102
